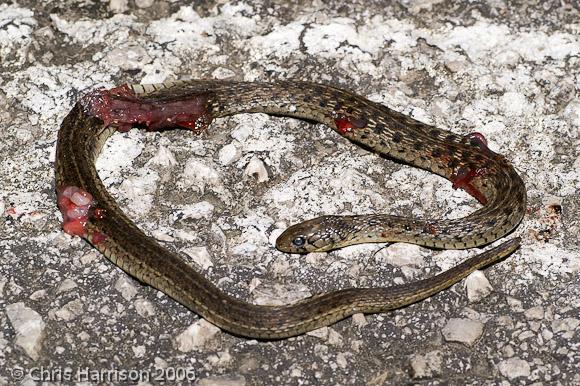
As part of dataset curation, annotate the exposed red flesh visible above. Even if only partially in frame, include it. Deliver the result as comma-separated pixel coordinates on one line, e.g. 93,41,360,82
91,231,107,245
81,84,212,133
451,167,489,205
57,186,107,244
93,208,106,219
335,118,355,134
449,132,493,204
334,115,367,135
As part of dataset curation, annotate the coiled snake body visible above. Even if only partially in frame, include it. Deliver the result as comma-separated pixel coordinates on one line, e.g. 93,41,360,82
55,80,526,338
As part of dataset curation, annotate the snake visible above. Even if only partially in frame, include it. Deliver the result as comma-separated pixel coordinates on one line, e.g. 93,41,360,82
55,80,526,339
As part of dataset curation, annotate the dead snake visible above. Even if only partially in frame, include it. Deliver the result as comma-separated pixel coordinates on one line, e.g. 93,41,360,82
55,80,526,338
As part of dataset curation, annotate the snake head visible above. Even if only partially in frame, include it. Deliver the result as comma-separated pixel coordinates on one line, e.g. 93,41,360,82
275,216,349,253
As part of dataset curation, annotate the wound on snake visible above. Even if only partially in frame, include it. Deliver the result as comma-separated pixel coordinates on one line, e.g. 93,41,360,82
81,84,212,133
57,186,107,244
57,186,93,236
334,115,368,134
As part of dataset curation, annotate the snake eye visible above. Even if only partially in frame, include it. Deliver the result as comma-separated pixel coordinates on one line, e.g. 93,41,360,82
292,236,306,247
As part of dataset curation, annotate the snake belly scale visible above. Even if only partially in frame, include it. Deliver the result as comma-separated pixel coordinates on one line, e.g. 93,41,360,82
55,80,526,338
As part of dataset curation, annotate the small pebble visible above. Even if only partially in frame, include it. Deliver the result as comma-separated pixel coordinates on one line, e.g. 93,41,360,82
135,0,154,8
183,246,213,270
175,319,220,352
375,243,424,267
6,302,46,360
442,318,484,346
244,156,269,182
56,278,77,294
465,270,493,302
218,143,242,165
109,0,128,13
409,350,443,379
524,306,545,320
497,357,531,379
114,276,138,301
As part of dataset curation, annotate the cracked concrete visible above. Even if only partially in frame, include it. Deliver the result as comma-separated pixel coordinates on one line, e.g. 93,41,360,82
1,1,579,385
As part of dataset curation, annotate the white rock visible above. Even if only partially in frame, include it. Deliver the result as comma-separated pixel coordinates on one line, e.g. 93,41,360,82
552,317,580,333
502,344,515,357
29,289,47,300
56,278,77,294
152,230,175,242
375,243,424,267
327,329,343,346
135,0,154,8
307,327,329,340
80,251,99,265
506,296,524,312
197,375,246,386
109,0,128,13
409,350,443,379
497,357,531,379
114,276,138,301
465,270,493,302
173,201,214,221
132,345,146,358
54,299,84,321
212,67,236,79
336,352,348,369
541,328,553,341
399,266,422,281
6,302,46,360
244,156,269,182
149,145,177,166
524,306,545,320
119,172,159,216
106,45,151,71
218,143,242,165
134,299,156,317
183,247,213,270
155,357,168,369
248,278,261,293
441,318,484,346
175,319,221,352
180,159,220,193
352,313,368,329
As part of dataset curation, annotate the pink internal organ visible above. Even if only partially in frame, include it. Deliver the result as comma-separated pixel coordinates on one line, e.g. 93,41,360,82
57,186,95,238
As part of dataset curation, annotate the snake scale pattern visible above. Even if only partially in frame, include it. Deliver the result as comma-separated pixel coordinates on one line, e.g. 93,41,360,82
55,80,526,338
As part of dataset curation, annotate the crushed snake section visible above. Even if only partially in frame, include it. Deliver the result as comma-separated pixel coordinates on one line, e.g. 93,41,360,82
55,80,526,338
81,84,213,132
